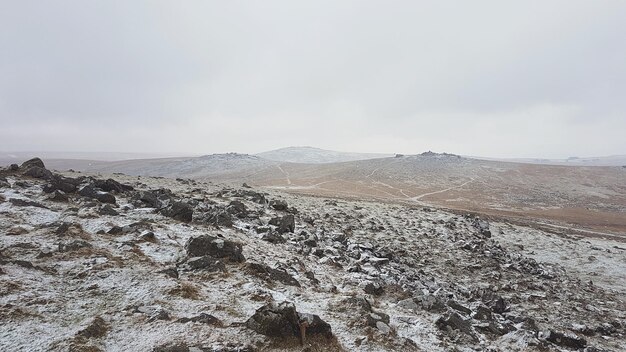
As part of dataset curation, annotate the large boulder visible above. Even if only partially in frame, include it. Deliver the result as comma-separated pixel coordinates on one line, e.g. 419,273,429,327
43,175,80,193
132,190,163,209
246,301,299,337
226,200,247,218
277,214,295,234
184,235,245,262
23,166,53,179
268,214,295,233
20,157,45,169
246,301,332,339
161,202,193,222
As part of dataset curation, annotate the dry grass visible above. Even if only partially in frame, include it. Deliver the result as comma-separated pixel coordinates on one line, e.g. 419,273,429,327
168,281,201,300
264,335,345,352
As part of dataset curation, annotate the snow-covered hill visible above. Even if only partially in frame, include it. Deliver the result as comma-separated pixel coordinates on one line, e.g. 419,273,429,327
256,146,392,164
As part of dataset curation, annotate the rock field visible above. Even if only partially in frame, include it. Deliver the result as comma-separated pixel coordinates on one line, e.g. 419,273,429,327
0,158,624,351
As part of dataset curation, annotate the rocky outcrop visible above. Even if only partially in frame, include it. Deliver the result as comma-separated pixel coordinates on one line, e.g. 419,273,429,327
246,301,332,339
161,202,193,222
184,235,245,262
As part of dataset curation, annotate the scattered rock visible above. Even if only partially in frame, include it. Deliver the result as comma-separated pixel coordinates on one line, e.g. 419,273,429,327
48,190,69,202
366,312,390,328
539,330,587,349
276,214,295,234
58,240,92,252
227,200,247,218
363,281,384,296
132,190,162,209
78,185,116,204
246,262,300,287
77,317,109,339
269,199,288,211
43,175,79,193
182,256,227,272
176,313,221,326
246,301,332,339
161,201,193,222
98,204,119,216
184,235,245,262
23,166,53,179
6,226,29,236
436,312,478,341
159,267,179,279
261,231,286,244
246,301,299,337
91,178,133,193
9,198,48,209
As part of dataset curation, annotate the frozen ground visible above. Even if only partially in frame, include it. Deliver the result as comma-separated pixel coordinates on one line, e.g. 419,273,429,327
0,162,624,351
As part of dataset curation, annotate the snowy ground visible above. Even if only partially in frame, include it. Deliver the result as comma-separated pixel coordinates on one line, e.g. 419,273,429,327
1,168,624,351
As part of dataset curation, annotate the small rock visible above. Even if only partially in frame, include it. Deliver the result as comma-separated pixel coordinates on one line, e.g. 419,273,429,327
363,282,384,296
276,214,295,234
183,256,227,272
98,204,119,216
177,313,221,325
269,199,288,211
58,240,92,252
366,312,390,327
436,312,477,341
246,262,300,287
77,316,109,339
159,267,179,279
539,330,587,349
262,231,286,244
9,198,48,209
48,190,69,202
6,226,29,236
161,201,193,222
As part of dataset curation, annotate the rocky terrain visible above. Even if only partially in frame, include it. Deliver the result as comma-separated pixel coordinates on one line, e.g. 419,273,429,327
1,158,625,351
40,151,626,236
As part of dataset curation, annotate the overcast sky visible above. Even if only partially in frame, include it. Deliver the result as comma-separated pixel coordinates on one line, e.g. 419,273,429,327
1,1,625,158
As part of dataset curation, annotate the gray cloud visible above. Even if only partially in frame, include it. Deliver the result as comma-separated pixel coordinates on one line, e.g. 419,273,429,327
1,0,625,158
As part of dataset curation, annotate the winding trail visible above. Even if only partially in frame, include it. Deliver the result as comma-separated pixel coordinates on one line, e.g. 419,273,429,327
276,164,292,185
410,178,476,201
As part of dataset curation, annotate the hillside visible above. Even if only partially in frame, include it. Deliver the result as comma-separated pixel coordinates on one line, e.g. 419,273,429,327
256,147,393,164
33,152,626,236
1,159,624,351
211,153,626,236
45,153,277,179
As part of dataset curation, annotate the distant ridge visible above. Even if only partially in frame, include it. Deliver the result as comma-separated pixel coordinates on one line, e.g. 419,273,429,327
470,154,626,167
256,146,393,164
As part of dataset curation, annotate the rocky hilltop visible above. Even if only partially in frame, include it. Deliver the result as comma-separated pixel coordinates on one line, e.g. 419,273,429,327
0,159,624,351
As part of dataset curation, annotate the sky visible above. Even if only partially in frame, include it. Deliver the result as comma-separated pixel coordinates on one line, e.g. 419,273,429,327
1,0,625,159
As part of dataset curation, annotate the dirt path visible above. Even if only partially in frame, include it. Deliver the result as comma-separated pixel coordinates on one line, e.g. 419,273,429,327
410,177,476,201
276,164,292,185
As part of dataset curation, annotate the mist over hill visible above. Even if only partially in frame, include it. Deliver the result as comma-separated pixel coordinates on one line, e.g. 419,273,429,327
256,146,393,164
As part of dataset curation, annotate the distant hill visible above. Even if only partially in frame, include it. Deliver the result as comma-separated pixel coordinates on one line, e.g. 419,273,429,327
256,146,392,164
44,153,276,178
471,154,626,167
